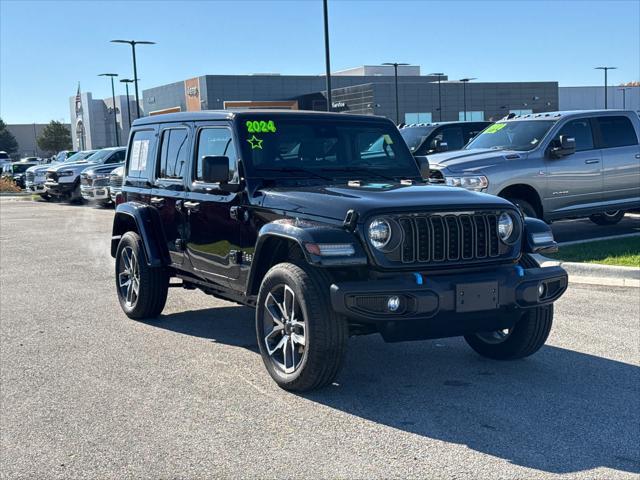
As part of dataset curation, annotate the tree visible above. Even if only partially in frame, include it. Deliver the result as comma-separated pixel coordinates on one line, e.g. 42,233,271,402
37,121,72,154
0,118,18,155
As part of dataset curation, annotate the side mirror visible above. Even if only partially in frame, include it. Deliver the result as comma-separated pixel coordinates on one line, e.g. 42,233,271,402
202,155,230,184
550,135,576,158
415,156,430,180
430,139,449,153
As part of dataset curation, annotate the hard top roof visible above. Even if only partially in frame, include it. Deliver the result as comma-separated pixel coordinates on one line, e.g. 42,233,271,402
132,109,393,126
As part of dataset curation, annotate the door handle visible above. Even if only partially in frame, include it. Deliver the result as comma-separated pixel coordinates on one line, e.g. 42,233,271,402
584,159,600,164
150,196,165,207
183,201,200,212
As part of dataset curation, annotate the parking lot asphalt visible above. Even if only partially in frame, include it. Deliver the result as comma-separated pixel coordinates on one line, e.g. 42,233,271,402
1,197,639,479
550,214,640,243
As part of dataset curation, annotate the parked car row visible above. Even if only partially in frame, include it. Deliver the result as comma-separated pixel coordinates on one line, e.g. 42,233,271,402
24,147,126,204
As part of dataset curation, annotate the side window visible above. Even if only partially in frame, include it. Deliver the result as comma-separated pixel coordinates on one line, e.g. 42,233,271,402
127,130,154,178
195,128,237,182
435,126,464,150
596,116,638,148
557,119,594,152
158,128,189,180
106,150,125,164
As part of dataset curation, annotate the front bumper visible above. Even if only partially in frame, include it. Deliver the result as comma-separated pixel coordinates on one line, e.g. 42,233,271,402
26,182,47,193
330,264,568,341
81,184,110,201
44,180,75,195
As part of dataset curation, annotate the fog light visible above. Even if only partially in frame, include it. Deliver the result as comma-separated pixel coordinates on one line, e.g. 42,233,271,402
538,283,546,298
387,296,401,312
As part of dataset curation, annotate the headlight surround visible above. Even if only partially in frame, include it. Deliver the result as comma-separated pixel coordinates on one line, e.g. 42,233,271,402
368,218,392,250
498,211,518,244
445,175,489,191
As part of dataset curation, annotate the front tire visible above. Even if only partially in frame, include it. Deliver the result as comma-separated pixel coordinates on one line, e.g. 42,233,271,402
256,262,348,392
505,197,537,218
590,210,624,225
464,304,553,360
115,232,169,319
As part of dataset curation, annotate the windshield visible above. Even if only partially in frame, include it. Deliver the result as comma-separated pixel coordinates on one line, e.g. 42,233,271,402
465,120,556,151
238,117,420,181
400,126,437,152
12,164,33,173
65,150,96,163
84,149,114,163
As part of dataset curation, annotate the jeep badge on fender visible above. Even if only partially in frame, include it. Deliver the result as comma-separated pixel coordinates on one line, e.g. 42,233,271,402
110,110,568,392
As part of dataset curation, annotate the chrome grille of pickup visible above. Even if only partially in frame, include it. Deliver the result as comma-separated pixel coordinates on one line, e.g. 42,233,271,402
80,174,92,186
109,174,122,191
25,172,35,183
396,212,501,264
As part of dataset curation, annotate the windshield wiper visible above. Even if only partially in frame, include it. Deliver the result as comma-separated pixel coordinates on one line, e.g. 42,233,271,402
319,166,401,182
254,167,332,181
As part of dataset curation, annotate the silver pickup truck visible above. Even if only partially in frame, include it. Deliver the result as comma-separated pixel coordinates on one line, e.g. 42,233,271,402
426,110,640,225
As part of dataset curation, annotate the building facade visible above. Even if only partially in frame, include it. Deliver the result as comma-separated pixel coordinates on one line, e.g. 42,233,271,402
69,90,138,151
6,123,70,158
559,86,640,112
142,65,558,123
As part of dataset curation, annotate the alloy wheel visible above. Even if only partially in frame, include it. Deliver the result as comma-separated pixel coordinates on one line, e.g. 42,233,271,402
118,246,140,307
262,284,306,374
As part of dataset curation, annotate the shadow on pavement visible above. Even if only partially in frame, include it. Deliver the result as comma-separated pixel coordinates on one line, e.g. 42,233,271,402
149,305,640,476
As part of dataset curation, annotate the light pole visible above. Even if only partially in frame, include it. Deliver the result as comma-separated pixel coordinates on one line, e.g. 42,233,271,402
594,66,616,109
383,62,409,124
618,87,631,109
99,73,120,146
111,40,155,118
322,0,332,112
460,77,477,121
120,78,135,129
429,72,445,121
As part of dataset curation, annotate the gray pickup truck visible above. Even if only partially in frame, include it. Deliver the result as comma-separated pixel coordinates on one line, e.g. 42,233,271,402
426,110,640,225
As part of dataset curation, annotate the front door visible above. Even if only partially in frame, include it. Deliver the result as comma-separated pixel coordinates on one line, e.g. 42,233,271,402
185,123,245,288
544,117,603,216
152,123,192,266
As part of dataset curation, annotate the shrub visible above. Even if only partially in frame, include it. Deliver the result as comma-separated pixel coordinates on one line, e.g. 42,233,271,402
0,177,21,193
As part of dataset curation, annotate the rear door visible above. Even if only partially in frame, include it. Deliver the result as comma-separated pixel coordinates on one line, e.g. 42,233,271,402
185,122,245,288
151,123,192,266
594,115,640,204
544,117,603,215
462,122,489,146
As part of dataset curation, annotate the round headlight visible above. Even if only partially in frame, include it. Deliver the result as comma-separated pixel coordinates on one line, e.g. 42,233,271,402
498,212,514,242
368,218,391,250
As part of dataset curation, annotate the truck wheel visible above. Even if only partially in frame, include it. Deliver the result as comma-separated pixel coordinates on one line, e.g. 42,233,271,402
115,232,168,320
505,197,537,218
589,210,624,225
256,262,348,392
69,182,83,204
39,193,51,202
464,304,553,360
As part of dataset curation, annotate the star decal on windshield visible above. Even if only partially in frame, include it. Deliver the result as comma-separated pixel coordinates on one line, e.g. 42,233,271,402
247,135,263,150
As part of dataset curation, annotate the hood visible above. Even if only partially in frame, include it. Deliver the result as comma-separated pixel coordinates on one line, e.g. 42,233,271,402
81,163,122,176
427,148,528,173
47,160,97,173
258,182,514,222
27,164,53,173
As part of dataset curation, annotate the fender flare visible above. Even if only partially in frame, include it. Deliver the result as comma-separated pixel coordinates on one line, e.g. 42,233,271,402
111,202,170,267
522,217,558,254
245,219,368,295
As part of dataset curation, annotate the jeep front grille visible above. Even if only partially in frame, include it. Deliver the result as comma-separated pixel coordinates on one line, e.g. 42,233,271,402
393,212,502,265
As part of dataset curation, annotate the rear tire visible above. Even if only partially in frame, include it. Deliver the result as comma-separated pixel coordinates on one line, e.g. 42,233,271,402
256,262,348,392
505,197,537,218
590,210,624,225
115,232,169,320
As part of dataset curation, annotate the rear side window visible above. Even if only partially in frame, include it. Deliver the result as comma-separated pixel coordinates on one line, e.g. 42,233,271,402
106,150,125,164
557,119,594,151
195,128,237,181
128,130,154,178
158,128,189,180
596,116,638,148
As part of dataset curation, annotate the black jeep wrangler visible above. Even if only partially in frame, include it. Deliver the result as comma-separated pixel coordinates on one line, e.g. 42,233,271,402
111,110,568,391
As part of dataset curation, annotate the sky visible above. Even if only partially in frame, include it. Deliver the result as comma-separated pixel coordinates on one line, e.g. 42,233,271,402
1,0,639,124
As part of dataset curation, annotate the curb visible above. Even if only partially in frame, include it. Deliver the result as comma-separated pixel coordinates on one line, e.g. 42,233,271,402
534,254,640,288
0,192,34,197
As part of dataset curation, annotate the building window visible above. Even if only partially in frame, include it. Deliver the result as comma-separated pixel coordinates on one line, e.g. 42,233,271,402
509,109,533,115
405,112,432,124
458,111,485,121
